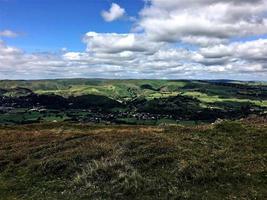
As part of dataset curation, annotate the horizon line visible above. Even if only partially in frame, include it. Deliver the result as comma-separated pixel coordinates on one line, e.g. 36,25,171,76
0,78,266,83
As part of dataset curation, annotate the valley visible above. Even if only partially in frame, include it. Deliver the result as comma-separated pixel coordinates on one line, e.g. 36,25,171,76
0,79,266,125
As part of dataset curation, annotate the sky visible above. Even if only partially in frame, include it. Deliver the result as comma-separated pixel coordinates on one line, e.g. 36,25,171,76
0,0,267,80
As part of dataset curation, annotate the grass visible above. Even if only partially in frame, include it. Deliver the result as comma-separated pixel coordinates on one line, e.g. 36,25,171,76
0,118,266,199
0,110,72,124
34,81,186,101
182,91,267,107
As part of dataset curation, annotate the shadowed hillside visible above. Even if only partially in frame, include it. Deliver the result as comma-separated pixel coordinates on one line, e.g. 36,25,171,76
0,79,266,125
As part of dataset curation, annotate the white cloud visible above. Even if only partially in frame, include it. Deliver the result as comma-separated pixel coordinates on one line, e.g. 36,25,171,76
1,0,267,81
83,32,163,54
199,39,267,63
181,36,227,47
1,33,267,80
139,0,267,44
101,3,125,22
0,30,19,38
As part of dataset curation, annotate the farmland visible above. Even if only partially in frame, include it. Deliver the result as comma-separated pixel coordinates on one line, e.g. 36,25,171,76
0,79,266,125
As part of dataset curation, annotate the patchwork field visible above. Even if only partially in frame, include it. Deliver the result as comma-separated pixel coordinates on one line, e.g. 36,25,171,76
0,119,266,199
0,79,267,125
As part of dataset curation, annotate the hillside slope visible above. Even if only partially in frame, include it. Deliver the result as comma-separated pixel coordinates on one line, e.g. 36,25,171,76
0,119,266,199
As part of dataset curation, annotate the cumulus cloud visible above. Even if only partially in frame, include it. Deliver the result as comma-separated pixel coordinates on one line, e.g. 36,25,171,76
101,3,125,22
139,0,267,44
83,32,163,54
0,30,19,38
1,34,267,80
1,0,267,81
196,39,267,71
199,39,267,62
0,40,67,79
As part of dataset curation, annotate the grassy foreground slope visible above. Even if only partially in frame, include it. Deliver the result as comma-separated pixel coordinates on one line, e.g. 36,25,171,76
0,119,266,199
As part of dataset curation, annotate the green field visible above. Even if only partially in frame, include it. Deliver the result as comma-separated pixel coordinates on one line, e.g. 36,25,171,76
0,79,266,103
1,79,266,125
1,79,266,104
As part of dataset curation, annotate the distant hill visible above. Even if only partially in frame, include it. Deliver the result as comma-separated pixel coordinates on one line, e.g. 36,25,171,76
0,79,266,119
0,87,33,98
2,79,264,99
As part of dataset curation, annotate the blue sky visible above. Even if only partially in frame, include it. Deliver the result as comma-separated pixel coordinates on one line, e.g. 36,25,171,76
0,0,267,80
0,0,144,52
